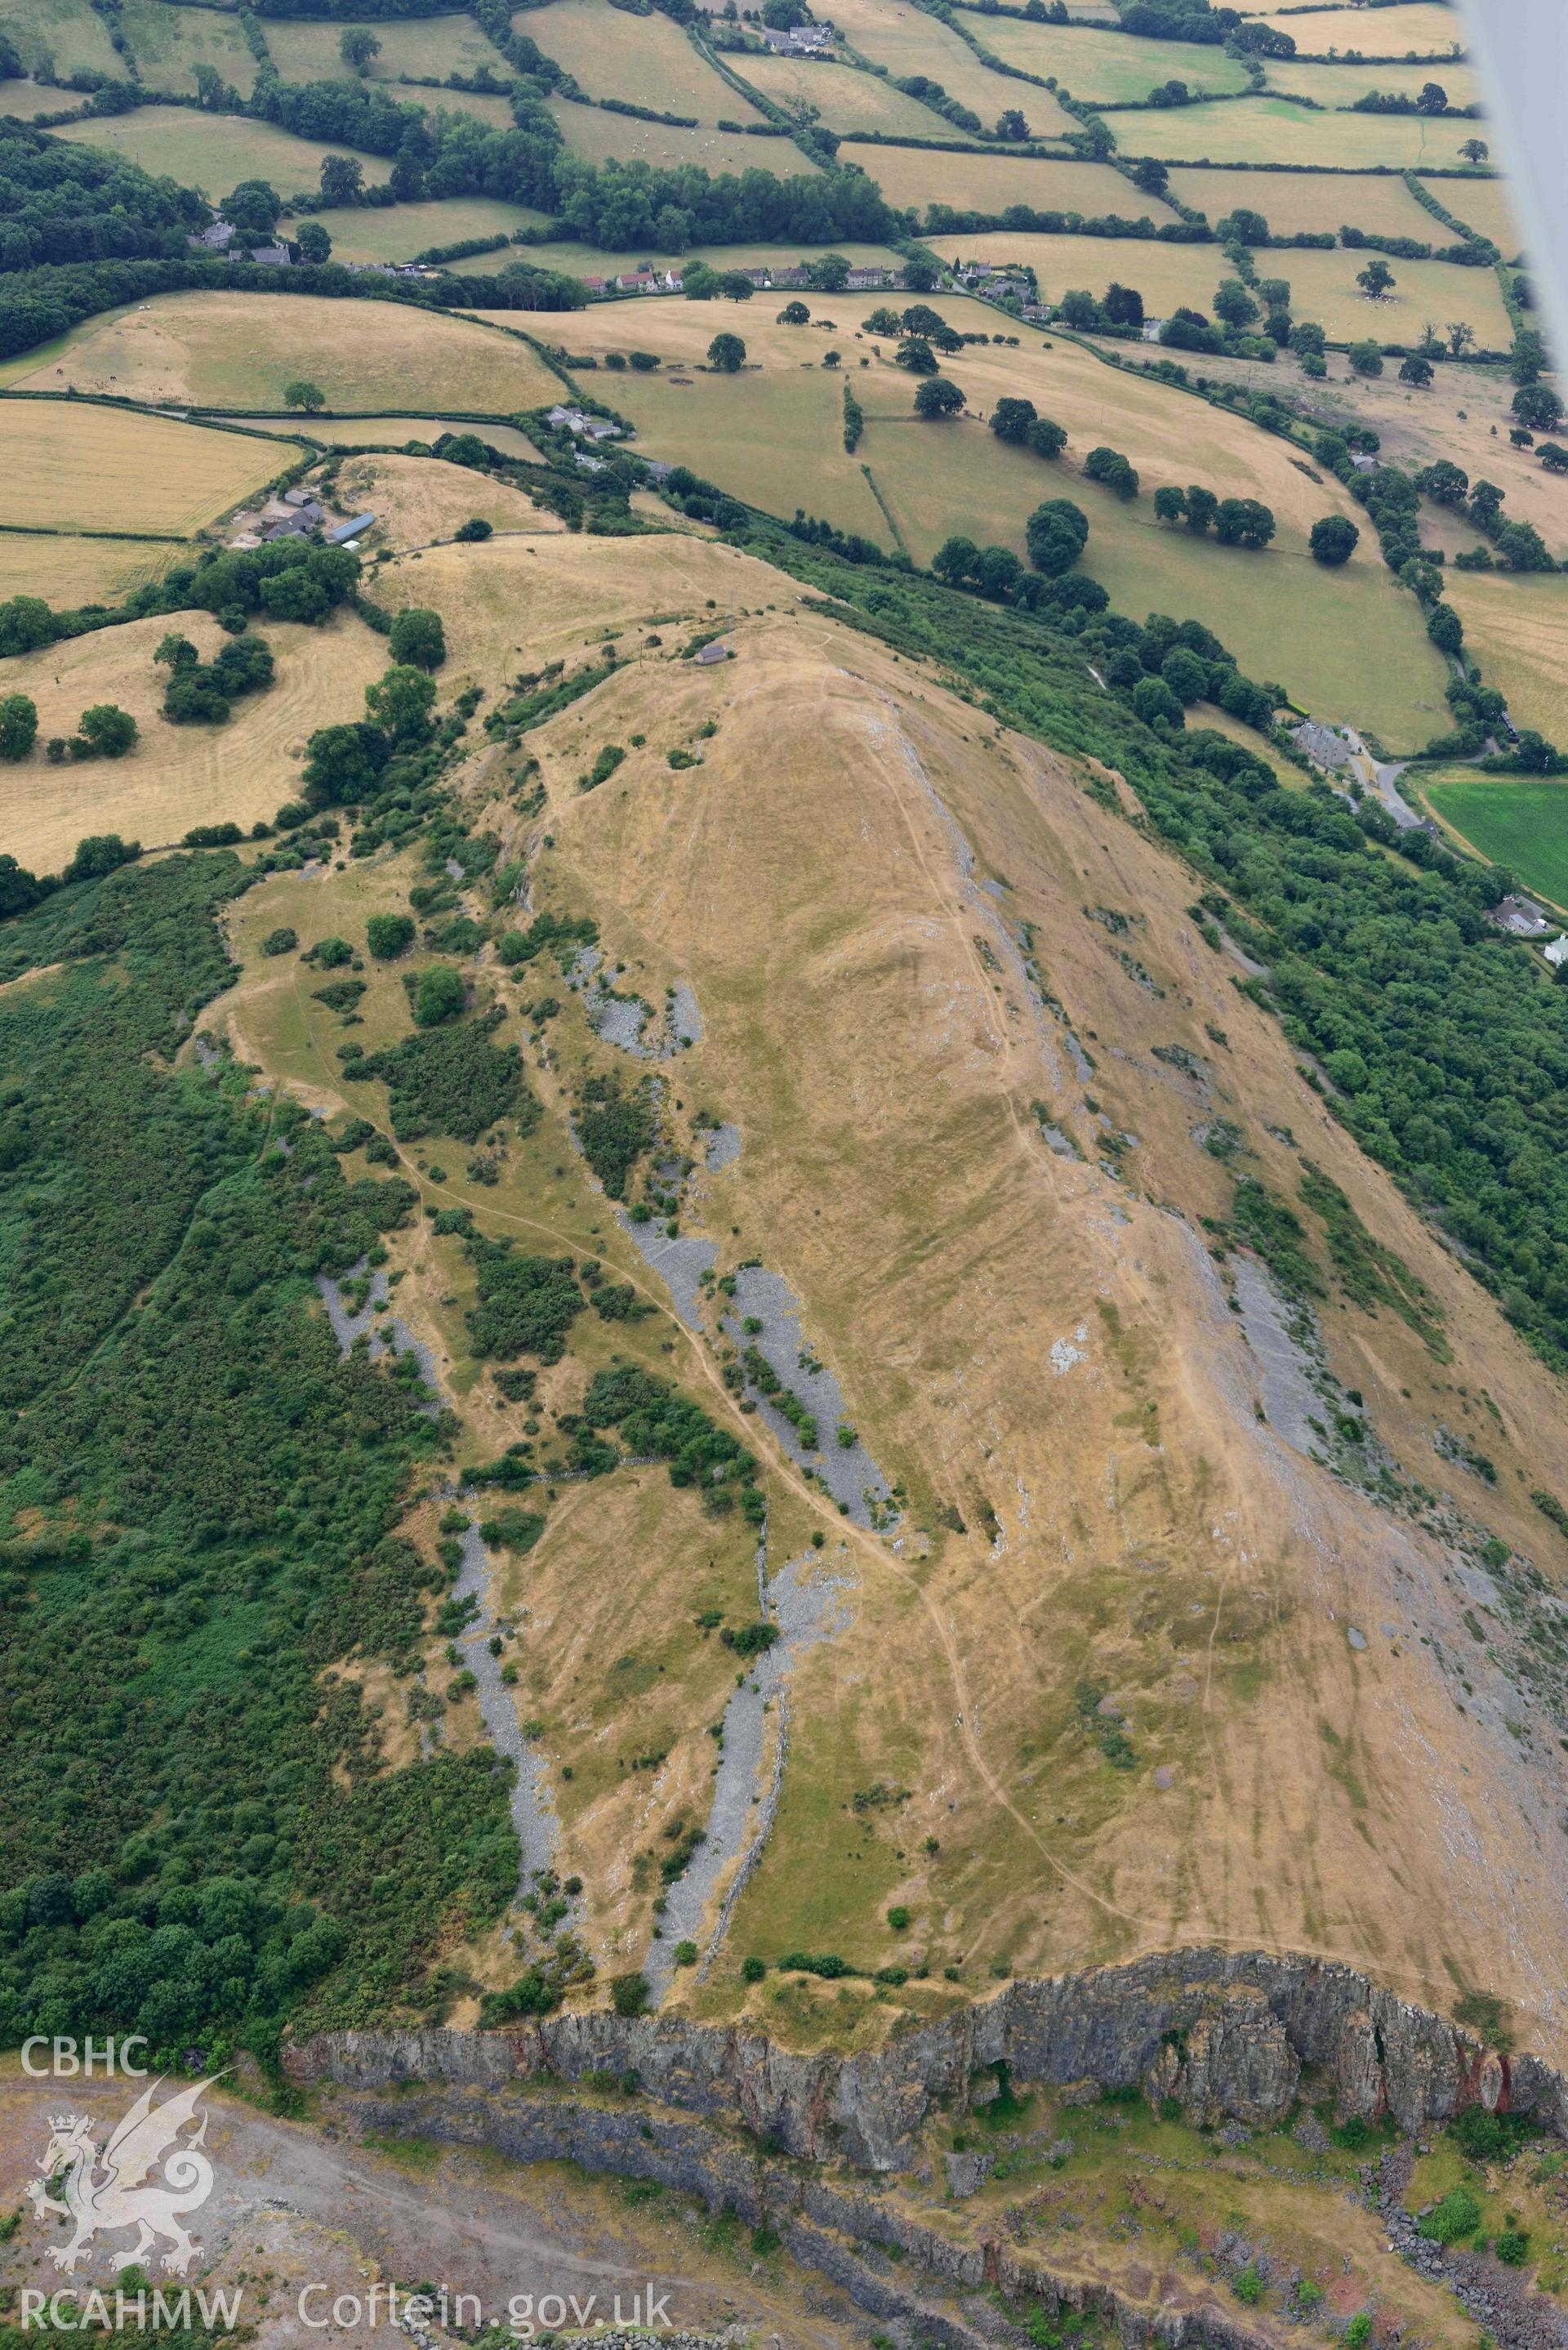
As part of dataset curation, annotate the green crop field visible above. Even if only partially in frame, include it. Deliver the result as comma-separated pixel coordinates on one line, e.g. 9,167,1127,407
1166,164,1443,241
967,15,1250,103
56,105,392,197
1263,56,1480,109
1245,3,1466,58
116,0,262,96
1423,777,1568,913
1422,173,1526,258
1116,96,1486,169
837,141,1152,221
546,96,813,174
0,0,118,80
261,11,512,87
826,0,1075,132
735,53,958,139
296,196,555,265
527,0,768,122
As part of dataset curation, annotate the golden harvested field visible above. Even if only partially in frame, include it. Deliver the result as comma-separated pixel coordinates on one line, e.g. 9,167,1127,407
0,606,385,873
1166,163,1441,239
1424,172,1527,257
1263,55,1479,108
1441,573,1568,742
970,15,1251,102
1276,243,1513,347
56,105,392,197
527,0,767,120
454,233,903,279
327,450,564,551
1116,96,1486,169
826,0,1075,132
546,96,813,175
0,531,187,608
0,402,277,534
261,11,512,87
1244,3,1465,56
234,414,545,459
837,140,1150,221
929,230,1219,314
0,0,118,79
296,196,554,265
17,292,564,415
115,0,261,96
734,52,957,138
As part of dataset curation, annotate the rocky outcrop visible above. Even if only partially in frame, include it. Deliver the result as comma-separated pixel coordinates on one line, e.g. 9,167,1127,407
288,1946,1568,2175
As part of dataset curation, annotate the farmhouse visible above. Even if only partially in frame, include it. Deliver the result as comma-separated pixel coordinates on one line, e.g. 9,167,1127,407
1490,894,1553,938
763,22,833,51
1291,719,1354,772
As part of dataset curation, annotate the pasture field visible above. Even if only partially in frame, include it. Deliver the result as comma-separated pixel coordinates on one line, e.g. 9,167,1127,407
297,195,554,264
1423,173,1526,258
450,233,904,279
836,140,1151,221
968,15,1251,103
1166,163,1441,240
546,96,812,174
0,74,78,117
55,105,391,197
1273,243,1513,348
325,449,564,551
261,11,511,87
1423,774,1568,913
0,0,118,80
16,292,563,414
114,0,261,96
0,607,386,874
0,403,278,535
0,531,187,608
1263,56,1479,109
825,0,1076,133
234,414,544,457
1242,4,1466,57
734,52,960,139
1441,574,1568,745
854,404,1446,741
929,228,1219,314
1116,96,1486,169
527,0,766,122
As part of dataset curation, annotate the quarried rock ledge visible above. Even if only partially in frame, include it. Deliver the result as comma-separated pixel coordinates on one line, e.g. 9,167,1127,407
287,1946,1564,2174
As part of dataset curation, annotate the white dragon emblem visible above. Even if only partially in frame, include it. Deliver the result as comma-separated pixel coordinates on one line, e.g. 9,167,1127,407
26,2076,221,2275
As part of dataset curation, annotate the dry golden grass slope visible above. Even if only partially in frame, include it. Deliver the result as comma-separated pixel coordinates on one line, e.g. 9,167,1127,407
0,607,385,872
219,527,1568,2063
327,451,565,554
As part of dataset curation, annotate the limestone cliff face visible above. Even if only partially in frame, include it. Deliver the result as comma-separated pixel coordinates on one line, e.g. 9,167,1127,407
288,1946,1567,2174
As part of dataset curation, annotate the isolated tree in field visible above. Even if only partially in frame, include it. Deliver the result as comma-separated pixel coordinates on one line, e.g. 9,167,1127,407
367,663,436,742
1539,443,1568,475
1310,515,1360,566
1025,497,1088,576
1085,445,1138,499
1348,339,1384,377
716,270,755,302
0,693,37,760
284,379,326,414
367,912,416,960
1153,486,1187,527
706,332,746,372
1213,278,1258,332
319,154,364,207
777,300,809,325
296,221,332,265
74,704,137,759
1514,381,1564,434
1027,415,1067,459
1417,80,1447,113
1459,137,1489,165
1398,354,1434,387
454,515,492,540
996,107,1028,140
989,396,1037,444
1214,497,1275,548
1446,320,1476,357
340,26,381,74
895,336,937,375
389,606,447,671
1103,283,1143,331
914,375,964,418
902,303,945,337
1357,258,1396,301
